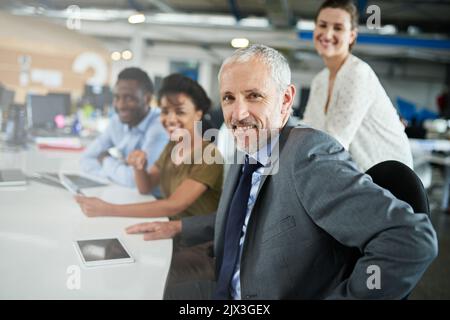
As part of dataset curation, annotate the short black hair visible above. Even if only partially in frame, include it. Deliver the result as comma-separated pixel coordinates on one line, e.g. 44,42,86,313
157,73,211,115
117,67,154,94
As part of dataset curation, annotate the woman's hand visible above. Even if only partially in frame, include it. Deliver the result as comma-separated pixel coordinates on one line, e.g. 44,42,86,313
126,221,182,240
75,196,114,217
127,150,148,171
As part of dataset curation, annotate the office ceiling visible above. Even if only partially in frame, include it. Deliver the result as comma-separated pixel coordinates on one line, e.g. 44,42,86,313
2,0,450,34
1,0,449,64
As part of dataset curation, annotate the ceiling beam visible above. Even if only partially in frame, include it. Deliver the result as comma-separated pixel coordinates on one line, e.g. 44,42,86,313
227,0,241,21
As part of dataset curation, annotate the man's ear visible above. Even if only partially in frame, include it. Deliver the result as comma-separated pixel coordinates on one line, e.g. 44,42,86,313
281,84,296,116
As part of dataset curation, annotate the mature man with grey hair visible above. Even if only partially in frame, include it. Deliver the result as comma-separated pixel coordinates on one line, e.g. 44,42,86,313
218,44,291,94
127,44,437,300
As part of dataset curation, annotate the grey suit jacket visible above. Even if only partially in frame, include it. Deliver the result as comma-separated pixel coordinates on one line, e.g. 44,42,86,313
181,122,438,299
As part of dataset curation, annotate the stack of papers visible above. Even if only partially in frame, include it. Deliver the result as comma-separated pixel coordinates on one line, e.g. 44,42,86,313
35,137,84,151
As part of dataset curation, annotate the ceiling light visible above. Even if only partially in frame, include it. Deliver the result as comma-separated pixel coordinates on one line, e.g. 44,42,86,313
128,13,146,24
111,51,121,61
379,24,397,35
122,50,133,60
231,38,249,48
296,20,315,31
151,13,235,26
238,17,269,28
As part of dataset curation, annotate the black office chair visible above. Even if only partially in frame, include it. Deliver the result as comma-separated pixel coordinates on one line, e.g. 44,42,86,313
365,160,430,299
365,160,430,217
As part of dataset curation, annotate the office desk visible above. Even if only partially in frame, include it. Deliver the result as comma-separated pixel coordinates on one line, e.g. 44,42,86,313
0,145,172,299
410,138,450,210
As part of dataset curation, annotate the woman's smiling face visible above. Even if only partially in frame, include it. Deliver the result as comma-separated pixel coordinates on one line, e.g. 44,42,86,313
160,93,203,139
314,7,357,59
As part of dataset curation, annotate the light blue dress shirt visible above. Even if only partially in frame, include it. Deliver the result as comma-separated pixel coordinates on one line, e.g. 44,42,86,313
230,134,280,300
80,107,168,188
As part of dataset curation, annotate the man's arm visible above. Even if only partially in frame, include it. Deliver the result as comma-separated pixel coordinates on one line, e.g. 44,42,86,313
80,121,137,187
80,126,114,180
81,113,168,188
100,156,136,187
292,128,438,299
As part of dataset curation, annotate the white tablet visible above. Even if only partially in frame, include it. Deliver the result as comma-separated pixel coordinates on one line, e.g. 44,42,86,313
59,173,85,196
74,238,134,267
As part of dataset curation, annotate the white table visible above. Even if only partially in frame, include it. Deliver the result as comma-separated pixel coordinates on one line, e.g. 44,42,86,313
0,144,172,299
410,138,450,210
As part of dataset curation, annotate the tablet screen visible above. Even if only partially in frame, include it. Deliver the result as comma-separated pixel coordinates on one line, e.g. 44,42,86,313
76,238,131,262
64,174,107,188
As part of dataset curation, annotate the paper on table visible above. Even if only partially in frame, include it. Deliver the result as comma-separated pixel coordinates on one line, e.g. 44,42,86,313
35,137,84,151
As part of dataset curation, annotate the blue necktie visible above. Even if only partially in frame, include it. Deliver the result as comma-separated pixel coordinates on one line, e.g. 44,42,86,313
214,156,262,299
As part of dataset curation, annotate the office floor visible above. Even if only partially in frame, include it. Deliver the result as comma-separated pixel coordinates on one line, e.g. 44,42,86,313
410,167,450,299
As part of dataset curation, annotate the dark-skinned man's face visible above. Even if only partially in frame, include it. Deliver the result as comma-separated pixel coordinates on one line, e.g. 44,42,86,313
113,79,150,127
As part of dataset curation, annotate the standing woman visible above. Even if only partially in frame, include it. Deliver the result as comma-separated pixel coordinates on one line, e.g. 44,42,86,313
303,0,413,172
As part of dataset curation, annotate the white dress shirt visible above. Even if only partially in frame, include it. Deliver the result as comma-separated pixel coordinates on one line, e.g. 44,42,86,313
302,54,413,172
80,107,168,188
230,134,280,300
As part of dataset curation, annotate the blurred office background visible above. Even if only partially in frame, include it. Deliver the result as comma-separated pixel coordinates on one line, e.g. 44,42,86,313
0,0,449,298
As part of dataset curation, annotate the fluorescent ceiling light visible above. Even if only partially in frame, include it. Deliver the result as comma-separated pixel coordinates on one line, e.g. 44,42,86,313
122,50,133,60
111,51,121,61
128,13,146,24
11,7,133,21
231,38,250,48
151,13,236,26
238,17,269,28
379,25,397,35
296,20,315,31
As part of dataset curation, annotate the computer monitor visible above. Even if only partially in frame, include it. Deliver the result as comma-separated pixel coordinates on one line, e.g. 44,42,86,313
27,93,71,129
47,92,71,114
0,86,15,132
0,87,15,111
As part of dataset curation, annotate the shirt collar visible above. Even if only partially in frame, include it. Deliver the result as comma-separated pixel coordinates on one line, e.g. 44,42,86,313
247,133,280,167
123,107,154,134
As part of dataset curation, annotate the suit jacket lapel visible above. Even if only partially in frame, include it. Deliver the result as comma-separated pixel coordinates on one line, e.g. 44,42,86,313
214,120,295,266
255,120,296,195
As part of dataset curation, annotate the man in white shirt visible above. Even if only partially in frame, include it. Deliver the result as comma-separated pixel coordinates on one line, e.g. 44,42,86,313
80,67,168,189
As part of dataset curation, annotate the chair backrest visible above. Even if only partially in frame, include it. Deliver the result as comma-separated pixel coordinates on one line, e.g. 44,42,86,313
365,160,430,216
365,160,430,299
